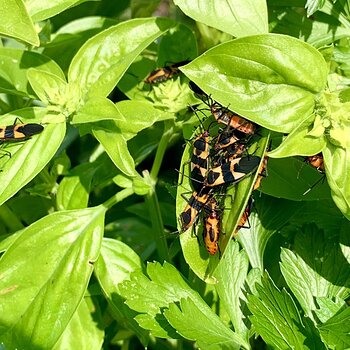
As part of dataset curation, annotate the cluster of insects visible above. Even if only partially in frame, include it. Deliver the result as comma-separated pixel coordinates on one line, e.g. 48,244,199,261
145,61,327,257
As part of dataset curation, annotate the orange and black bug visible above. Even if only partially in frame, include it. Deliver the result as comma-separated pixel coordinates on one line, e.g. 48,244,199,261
253,155,269,191
190,130,211,192
144,60,190,84
306,153,325,173
205,155,261,187
235,197,254,234
210,103,257,135
202,197,221,255
0,122,43,142
180,189,211,232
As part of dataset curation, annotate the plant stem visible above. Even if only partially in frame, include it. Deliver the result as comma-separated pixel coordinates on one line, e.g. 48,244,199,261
145,189,170,262
150,121,174,180
102,187,134,210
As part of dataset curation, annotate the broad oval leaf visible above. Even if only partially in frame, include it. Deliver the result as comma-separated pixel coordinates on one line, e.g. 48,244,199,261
0,48,65,98
0,108,66,207
174,0,268,37
182,34,328,133
68,17,176,100
0,205,105,349
0,0,39,46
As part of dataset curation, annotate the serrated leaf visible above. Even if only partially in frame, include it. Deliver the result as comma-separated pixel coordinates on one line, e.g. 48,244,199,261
56,163,96,210
314,297,347,323
305,0,326,17
239,195,302,270
0,108,65,207
68,17,176,100
53,297,104,350
214,240,250,338
318,307,350,349
0,206,105,349
27,68,68,106
25,0,97,21
0,0,39,46
119,261,247,345
164,298,246,350
181,34,328,133
173,0,268,37
94,238,149,346
248,273,326,350
280,224,350,323
0,48,65,98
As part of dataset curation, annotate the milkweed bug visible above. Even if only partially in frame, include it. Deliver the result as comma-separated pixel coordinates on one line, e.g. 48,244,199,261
253,156,269,191
202,197,221,255
306,153,324,173
0,120,43,142
144,60,190,84
235,197,254,234
180,189,211,232
205,155,261,187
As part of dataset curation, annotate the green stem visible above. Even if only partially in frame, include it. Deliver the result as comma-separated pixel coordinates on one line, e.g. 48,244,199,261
150,121,174,180
145,188,170,262
0,204,24,232
102,187,134,210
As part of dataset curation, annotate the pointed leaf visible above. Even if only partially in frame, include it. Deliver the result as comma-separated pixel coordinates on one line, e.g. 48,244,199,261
0,206,105,349
0,108,66,207
173,0,268,37
247,273,326,350
68,18,176,100
280,224,350,322
164,298,246,350
214,241,250,337
0,0,39,46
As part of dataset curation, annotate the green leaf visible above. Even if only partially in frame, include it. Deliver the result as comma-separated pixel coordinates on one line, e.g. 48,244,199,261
238,194,302,270
0,108,66,207
68,17,176,100
27,68,68,106
25,0,98,22
173,0,268,37
164,298,245,350
0,0,39,46
181,34,328,133
305,0,326,16
91,122,137,177
248,273,326,350
94,238,149,346
72,97,126,124
0,48,66,98
280,224,350,323
56,163,96,210
53,297,104,350
323,143,350,219
0,206,105,349
318,307,350,349
314,297,347,323
261,157,331,201
119,261,248,346
43,17,117,73
269,115,327,158
214,241,250,338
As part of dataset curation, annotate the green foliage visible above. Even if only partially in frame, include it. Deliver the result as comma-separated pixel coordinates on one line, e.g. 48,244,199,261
0,0,349,349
